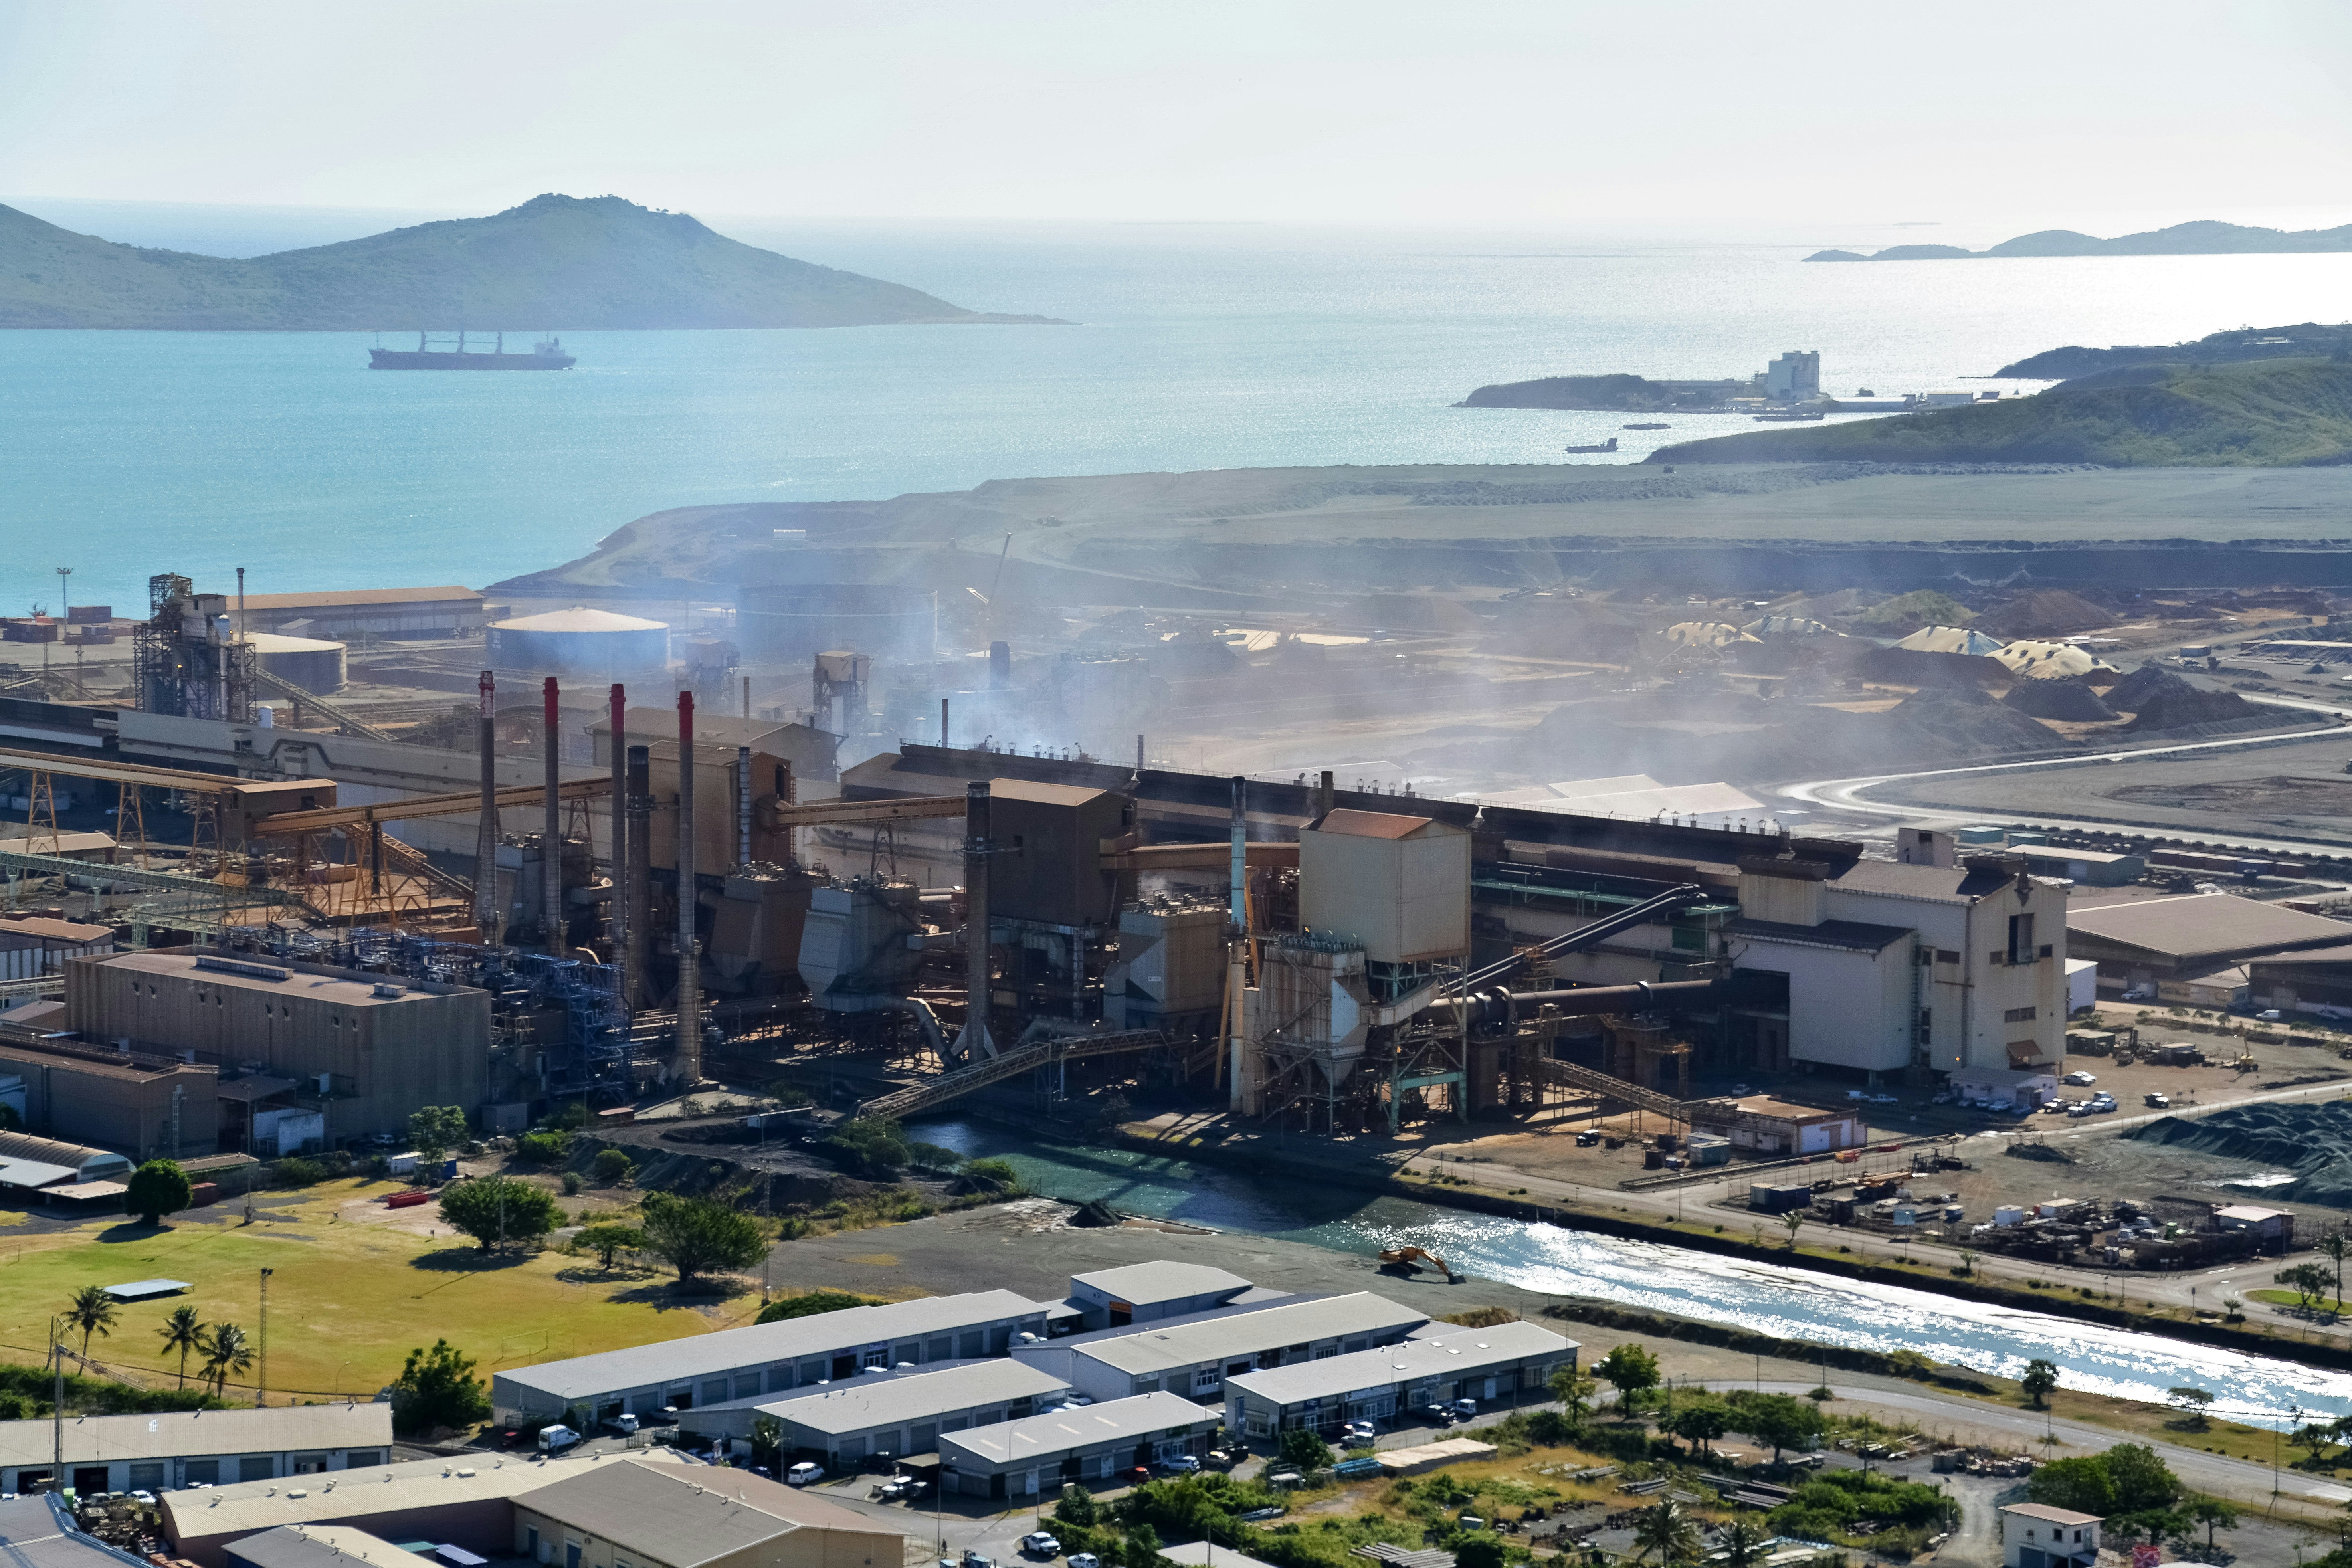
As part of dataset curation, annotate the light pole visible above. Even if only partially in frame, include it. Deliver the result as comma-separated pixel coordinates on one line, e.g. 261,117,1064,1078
258,1268,274,1407
53,567,70,627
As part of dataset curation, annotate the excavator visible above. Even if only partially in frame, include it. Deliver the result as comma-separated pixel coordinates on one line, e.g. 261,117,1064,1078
1378,1246,1455,1281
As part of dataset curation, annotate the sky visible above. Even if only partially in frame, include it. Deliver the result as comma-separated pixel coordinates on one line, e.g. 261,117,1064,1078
1,0,2349,237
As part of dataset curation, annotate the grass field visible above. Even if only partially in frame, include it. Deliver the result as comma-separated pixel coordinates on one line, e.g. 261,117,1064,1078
0,1177,823,1403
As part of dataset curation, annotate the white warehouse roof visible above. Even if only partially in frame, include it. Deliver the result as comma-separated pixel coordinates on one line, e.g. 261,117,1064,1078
490,607,669,634
1226,1321,1575,1406
756,1361,1071,1437
1071,1293,1425,1377
1069,1262,1252,1303
940,1392,1216,1466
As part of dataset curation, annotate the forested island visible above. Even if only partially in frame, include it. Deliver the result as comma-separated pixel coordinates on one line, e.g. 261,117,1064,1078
1454,372,1744,411
0,194,1067,330
1807,218,2352,263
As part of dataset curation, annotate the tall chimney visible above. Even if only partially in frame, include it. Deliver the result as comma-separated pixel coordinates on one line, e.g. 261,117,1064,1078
940,697,950,750
473,670,499,938
608,684,627,988
1315,769,1335,821
625,744,651,1009
675,691,701,1085
736,744,753,867
543,677,563,955
1228,776,1247,930
957,781,993,1060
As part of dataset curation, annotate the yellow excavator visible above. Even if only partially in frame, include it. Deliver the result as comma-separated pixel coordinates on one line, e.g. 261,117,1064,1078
1379,1246,1455,1281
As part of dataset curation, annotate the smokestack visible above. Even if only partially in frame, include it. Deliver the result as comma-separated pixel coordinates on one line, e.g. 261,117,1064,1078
940,697,950,750
1316,769,1334,820
473,670,498,938
988,641,1010,689
957,781,993,1060
608,684,627,991
236,567,245,646
1136,733,1144,773
736,744,752,868
676,691,701,1085
625,744,651,1010
543,677,563,955
1228,776,1247,929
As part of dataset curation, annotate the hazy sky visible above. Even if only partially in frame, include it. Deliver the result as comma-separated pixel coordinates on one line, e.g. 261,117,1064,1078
4,0,2348,235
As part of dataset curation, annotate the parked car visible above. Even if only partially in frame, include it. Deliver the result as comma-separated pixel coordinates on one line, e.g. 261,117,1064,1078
786,1461,825,1487
602,1414,639,1436
537,1425,581,1454
1021,1534,1062,1557
1069,1556,1101,1568
1341,1420,1376,1445
2145,1092,2172,1108
2257,1009,2283,1022
962,1551,994,1568
1573,1130,1600,1147
1156,1454,1201,1475
1458,1515,1485,1531
2063,1071,2097,1086
1452,1398,1478,1419
876,1476,920,1500
1867,1093,1899,1105
1421,1403,1456,1425
1119,1466,1151,1486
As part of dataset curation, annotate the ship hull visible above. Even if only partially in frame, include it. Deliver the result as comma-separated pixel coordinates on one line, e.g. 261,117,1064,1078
369,349,574,370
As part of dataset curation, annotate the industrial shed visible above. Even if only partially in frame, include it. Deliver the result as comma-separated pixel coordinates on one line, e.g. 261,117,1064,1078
938,1392,1220,1498
1223,1321,1577,1438
0,1403,390,1499
1011,1292,1427,1405
677,1359,1073,1463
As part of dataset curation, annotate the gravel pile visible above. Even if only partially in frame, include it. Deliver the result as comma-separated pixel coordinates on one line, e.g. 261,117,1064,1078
2117,669,2259,731
2128,1101,2352,1208
2001,677,2120,722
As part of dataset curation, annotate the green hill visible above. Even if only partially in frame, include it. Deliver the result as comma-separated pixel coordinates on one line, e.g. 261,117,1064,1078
0,194,1063,330
1644,359,2352,468
1806,218,2352,262
1995,321,2352,379
1455,372,1742,410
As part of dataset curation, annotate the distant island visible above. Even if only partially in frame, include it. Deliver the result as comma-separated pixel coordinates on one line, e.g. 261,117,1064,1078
0,194,1068,330
1641,358,2352,468
1995,320,2352,379
1805,218,2352,263
1454,372,1744,412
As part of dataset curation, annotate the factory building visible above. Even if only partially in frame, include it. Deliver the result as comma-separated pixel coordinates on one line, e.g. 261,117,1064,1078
487,608,671,675
61,950,491,1147
938,1392,1221,1499
0,1403,390,1498
1066,1261,1255,1330
0,1035,220,1160
0,913,115,980
592,709,840,788
1224,1320,1578,1438
2068,891,2352,1006
235,586,485,641
1011,1292,1429,1405
677,1359,1074,1463
511,1457,902,1568
491,1291,1050,1425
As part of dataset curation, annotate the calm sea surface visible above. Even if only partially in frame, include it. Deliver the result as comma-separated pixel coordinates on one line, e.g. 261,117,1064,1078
3,222,2349,612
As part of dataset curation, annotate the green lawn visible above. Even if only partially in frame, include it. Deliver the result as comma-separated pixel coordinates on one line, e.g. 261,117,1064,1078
0,1179,790,1403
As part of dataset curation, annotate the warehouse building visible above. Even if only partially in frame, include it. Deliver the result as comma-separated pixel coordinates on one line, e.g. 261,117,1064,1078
1686,1094,1861,1156
236,587,486,641
224,1525,428,1568
0,914,115,980
0,1128,133,1202
677,1359,1073,1464
492,1291,1049,1425
1012,1292,1427,1405
1223,1321,1577,1439
61,950,491,1146
0,1403,390,1498
2069,892,2352,1004
0,1035,220,1160
0,1494,143,1568
1066,1261,1259,1330
938,1392,1220,1499
511,1457,902,1568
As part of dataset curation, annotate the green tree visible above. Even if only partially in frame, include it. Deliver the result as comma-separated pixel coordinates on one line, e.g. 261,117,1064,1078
590,1148,634,1184
2281,1261,2337,1317
2020,1357,2060,1409
2029,1456,2119,1517
437,1175,560,1252
818,1118,911,1178
757,1290,874,1323
2186,1495,2239,1554
1780,1210,1804,1248
749,1414,783,1469
198,1322,253,1395
1453,1538,1506,1568
2323,1228,2352,1312
1277,1427,1333,1471
1629,1499,1701,1565
1055,1483,1099,1528
1739,1393,1824,1464
1549,1366,1598,1425
2166,1386,2214,1430
65,1284,117,1356
389,1339,491,1437
125,1159,192,1226
1718,1520,1766,1568
515,1130,569,1166
640,1191,768,1285
408,1105,467,1166
2298,1421,2339,1467
576,1224,644,1269
2104,1443,2181,1513
156,1305,205,1388
1669,1403,1727,1457
1594,1343,1661,1417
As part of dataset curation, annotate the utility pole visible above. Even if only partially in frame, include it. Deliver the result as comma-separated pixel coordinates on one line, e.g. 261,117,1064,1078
474,671,499,938
50,1316,63,1489
258,1267,273,1406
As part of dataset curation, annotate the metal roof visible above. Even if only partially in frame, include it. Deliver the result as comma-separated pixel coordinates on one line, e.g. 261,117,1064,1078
1724,916,1914,955
0,1131,127,1179
1160,1542,1283,1568
241,588,482,610
91,951,462,1007
1068,1261,1253,1304
2000,1503,2101,1526
1316,810,1435,840
1071,1293,1425,1376
2067,892,2352,964
1225,1321,1574,1407
939,1392,1218,1466
103,1279,191,1301
495,1291,1046,1401
516,1456,888,1568
226,1526,417,1568
491,607,669,634
760,1360,1071,1437
0,1402,390,1469
0,1494,148,1568
164,1450,642,1543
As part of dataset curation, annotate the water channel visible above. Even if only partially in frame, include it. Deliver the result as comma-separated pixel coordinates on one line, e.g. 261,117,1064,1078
916,1118,2352,1431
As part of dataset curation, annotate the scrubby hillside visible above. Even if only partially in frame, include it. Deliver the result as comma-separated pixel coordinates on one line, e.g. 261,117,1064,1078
1645,360,2352,468
0,194,1061,330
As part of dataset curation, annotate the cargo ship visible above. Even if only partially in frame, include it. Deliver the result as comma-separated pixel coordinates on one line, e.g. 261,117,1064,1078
368,331,575,370
1562,436,1620,453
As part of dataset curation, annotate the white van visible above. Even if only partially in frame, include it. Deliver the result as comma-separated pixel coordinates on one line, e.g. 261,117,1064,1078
537,1425,581,1454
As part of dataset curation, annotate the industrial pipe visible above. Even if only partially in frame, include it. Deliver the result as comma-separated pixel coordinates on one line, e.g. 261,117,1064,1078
608,683,627,998
1450,978,1721,1031
543,677,562,955
624,744,651,1011
472,670,498,938
958,780,993,1060
1227,776,1246,930
676,691,701,1086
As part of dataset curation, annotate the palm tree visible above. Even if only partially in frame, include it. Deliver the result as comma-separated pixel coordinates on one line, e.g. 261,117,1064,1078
199,1323,254,1396
1630,1500,1701,1566
157,1306,205,1388
1718,1519,1767,1568
65,1285,117,1357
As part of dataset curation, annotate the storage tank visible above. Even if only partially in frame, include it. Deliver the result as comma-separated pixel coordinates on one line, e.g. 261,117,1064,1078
487,606,670,674
246,631,348,694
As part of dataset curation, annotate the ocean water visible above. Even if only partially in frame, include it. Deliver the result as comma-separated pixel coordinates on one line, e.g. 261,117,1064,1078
3,221,2349,615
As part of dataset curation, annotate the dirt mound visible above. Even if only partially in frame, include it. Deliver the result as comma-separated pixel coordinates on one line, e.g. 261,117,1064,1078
2001,677,2119,722
1975,590,2115,638
1892,687,2068,754
2004,1142,2077,1164
1069,1198,1126,1228
2128,1101,2352,1208
2114,669,2257,730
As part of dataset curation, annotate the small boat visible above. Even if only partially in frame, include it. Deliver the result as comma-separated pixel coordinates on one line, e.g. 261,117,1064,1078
1623,422,1671,431
1563,436,1620,454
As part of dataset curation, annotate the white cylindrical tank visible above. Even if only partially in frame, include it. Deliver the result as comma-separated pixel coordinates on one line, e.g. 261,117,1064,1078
487,606,671,674
247,631,349,694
